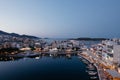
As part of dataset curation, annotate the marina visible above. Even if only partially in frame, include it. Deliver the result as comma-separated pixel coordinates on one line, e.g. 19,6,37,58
0,0,120,79
0,54,96,80
1,38,120,80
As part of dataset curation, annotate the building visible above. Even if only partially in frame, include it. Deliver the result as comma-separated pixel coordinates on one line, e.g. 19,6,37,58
113,45,120,64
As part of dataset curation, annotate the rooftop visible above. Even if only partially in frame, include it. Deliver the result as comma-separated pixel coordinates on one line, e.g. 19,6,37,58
106,69,120,78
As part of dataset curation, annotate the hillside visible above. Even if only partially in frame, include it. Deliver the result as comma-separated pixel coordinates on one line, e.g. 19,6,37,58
0,30,39,39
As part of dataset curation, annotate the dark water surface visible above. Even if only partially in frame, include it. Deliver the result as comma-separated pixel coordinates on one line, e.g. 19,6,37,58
0,55,91,80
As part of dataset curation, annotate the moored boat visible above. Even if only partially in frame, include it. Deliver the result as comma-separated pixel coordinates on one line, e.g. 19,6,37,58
90,76,97,79
88,71,97,75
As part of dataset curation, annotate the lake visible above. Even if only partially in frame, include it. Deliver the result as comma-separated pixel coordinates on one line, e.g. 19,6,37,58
0,55,92,80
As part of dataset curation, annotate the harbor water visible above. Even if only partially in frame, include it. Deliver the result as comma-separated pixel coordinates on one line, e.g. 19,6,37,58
0,55,99,80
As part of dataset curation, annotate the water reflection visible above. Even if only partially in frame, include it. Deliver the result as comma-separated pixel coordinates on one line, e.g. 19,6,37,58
0,52,99,80
0,56,22,61
0,52,77,61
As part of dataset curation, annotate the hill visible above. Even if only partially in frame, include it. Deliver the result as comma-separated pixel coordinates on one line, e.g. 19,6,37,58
0,30,39,39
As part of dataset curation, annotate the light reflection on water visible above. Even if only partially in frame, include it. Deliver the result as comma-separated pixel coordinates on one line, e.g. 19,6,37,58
0,54,91,80
0,41,100,80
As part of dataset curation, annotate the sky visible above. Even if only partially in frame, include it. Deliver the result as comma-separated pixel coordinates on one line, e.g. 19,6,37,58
0,0,120,38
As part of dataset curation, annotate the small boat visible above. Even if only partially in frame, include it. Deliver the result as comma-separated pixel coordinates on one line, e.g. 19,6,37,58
35,57,40,59
78,56,83,59
82,59,89,64
82,59,87,62
66,54,71,58
88,68,95,70
49,54,52,57
86,64,95,70
88,71,97,75
90,76,97,79
78,56,81,58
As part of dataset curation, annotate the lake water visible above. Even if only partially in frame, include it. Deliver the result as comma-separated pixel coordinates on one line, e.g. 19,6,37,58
0,40,101,80
0,55,93,80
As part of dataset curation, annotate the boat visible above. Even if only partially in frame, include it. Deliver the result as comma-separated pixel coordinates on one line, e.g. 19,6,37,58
66,54,71,58
49,54,52,57
35,56,40,59
90,76,97,79
88,68,95,70
77,54,83,59
86,64,95,70
82,59,89,64
78,56,83,59
88,71,97,75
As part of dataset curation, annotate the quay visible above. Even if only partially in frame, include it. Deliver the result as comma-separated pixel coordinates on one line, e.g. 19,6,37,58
79,50,120,80
78,52,100,80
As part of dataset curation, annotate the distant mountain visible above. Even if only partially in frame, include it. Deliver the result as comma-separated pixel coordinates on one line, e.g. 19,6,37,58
69,37,109,41
0,30,39,39
20,34,39,39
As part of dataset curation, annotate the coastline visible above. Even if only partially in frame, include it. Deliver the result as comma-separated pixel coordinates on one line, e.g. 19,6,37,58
78,52,100,80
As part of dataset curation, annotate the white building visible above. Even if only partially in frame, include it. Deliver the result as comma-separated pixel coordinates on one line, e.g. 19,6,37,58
113,45,120,64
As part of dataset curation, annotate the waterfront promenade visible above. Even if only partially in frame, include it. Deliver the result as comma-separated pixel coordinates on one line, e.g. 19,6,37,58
88,50,110,80
79,51,109,80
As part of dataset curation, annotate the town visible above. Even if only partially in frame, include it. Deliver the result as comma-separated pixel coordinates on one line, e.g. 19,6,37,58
0,33,120,80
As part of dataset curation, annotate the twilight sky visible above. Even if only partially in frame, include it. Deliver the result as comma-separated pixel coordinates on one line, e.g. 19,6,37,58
0,0,120,38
